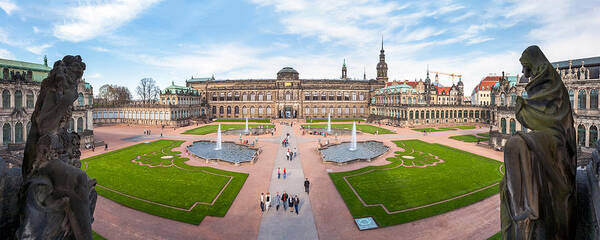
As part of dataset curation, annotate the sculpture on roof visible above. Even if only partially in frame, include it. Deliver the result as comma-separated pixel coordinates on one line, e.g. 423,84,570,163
500,46,576,239
0,55,96,239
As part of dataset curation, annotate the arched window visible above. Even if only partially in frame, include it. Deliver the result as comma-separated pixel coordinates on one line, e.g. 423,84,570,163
286,92,291,101
212,106,216,114
590,125,598,147
78,93,84,106
578,90,587,109
234,106,239,114
15,122,23,143
219,106,224,114
501,118,507,134
509,119,516,135
409,111,413,120
227,106,231,114
569,89,574,107
578,124,586,146
26,91,34,108
420,110,424,119
591,89,598,109
500,93,505,106
14,90,22,108
510,93,516,107
2,90,10,109
68,119,74,132
3,123,11,144
77,117,83,132
243,106,247,115
267,107,271,115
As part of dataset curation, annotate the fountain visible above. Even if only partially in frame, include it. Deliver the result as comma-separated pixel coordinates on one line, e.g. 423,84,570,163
244,117,249,133
188,123,259,164
215,124,222,150
318,122,388,164
327,113,332,133
349,121,357,151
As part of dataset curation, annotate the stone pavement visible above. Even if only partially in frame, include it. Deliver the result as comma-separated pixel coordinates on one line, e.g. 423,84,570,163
257,124,319,240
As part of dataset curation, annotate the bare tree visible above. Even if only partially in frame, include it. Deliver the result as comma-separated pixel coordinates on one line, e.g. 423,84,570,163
98,84,132,104
136,78,160,103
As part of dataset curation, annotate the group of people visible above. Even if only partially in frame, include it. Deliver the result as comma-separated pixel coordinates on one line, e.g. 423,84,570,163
286,148,297,161
143,129,152,135
260,192,301,215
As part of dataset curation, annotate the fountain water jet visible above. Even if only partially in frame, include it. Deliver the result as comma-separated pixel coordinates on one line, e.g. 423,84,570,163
327,113,332,133
215,124,222,150
244,117,249,133
349,121,357,151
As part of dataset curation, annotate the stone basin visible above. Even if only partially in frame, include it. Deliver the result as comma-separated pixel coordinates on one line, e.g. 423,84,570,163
187,140,259,164
319,141,389,164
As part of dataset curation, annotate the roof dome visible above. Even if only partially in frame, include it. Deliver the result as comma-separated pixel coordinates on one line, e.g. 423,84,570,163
278,67,298,74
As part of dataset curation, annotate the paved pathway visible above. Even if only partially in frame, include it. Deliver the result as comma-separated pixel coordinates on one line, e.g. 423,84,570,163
257,124,319,240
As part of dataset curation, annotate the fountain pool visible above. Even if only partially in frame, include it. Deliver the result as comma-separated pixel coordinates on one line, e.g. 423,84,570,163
187,141,259,164
319,141,389,164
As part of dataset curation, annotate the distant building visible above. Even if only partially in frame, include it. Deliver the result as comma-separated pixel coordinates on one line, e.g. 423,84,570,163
471,75,502,106
93,82,206,127
0,57,94,149
490,56,600,152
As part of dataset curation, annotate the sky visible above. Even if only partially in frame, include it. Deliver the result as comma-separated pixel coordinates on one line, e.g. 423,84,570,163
1,0,599,97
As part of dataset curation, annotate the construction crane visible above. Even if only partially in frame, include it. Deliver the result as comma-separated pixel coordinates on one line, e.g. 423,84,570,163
431,71,462,84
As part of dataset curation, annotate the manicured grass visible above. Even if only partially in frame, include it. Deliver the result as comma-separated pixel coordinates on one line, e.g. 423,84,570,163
82,140,247,224
305,118,366,123
93,231,107,240
329,140,503,227
488,232,501,240
477,133,490,138
411,128,452,132
301,124,394,134
182,124,274,135
213,118,271,123
454,125,476,129
449,134,489,143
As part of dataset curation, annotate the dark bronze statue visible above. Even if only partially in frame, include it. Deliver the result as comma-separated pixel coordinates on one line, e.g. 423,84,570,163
0,56,96,240
500,46,577,239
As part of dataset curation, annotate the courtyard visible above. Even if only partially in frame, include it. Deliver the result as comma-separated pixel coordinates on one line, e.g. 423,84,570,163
85,120,504,240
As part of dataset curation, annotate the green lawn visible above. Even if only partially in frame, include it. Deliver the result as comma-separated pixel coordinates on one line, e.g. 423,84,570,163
182,124,274,135
477,133,490,138
305,118,366,123
82,140,247,224
329,140,503,227
411,128,452,132
301,124,394,134
213,118,271,123
488,232,501,240
93,231,106,240
449,134,489,143
454,125,476,129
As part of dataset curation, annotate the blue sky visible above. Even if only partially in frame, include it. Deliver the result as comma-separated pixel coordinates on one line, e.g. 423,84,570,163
1,0,599,97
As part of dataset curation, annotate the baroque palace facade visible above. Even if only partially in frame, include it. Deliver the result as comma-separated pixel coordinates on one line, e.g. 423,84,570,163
93,44,389,125
368,69,492,127
490,56,600,151
0,57,94,149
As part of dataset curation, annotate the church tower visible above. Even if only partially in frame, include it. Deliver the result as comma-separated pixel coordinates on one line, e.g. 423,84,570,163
424,67,432,104
376,38,388,81
342,59,347,80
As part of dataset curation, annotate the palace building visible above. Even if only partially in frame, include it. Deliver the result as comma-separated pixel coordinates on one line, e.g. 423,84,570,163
490,57,600,152
0,57,94,149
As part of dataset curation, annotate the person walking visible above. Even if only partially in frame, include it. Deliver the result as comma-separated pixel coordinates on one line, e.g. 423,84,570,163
104,143,108,151
260,192,265,213
281,192,288,211
293,195,300,215
265,192,271,212
277,167,281,179
275,192,281,211
304,178,310,195
283,168,287,179
293,147,297,158
288,195,294,213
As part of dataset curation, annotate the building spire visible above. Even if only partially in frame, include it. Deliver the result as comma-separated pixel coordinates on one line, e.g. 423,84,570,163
363,66,366,80
342,59,347,79
381,35,384,51
43,55,48,67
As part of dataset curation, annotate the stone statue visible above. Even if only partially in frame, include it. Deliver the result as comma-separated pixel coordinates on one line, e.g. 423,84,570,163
500,46,577,239
0,55,97,239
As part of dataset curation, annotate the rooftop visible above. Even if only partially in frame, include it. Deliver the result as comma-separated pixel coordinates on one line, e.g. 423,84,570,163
552,56,600,68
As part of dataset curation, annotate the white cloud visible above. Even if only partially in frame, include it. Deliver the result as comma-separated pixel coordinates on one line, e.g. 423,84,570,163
0,0,17,15
32,26,40,33
91,47,110,52
0,48,15,59
53,0,162,42
26,43,52,55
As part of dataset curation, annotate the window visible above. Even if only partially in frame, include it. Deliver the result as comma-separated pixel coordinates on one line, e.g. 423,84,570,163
359,93,364,101
305,92,311,101
3,123,11,144
579,90,587,109
15,122,23,143
267,92,271,101
578,124,586,146
251,93,256,101
510,93,516,107
329,92,335,101
77,117,83,132
591,125,598,147
227,92,232,101
220,93,225,101
14,90,22,108
212,93,217,101
568,90,574,107
591,89,598,109
286,92,291,101
78,93,84,106
26,91,34,108
258,93,263,101
501,118,506,134
510,119,516,135
352,92,357,101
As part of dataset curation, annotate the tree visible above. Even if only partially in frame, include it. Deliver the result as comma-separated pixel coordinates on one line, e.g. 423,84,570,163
136,78,160,103
97,84,132,104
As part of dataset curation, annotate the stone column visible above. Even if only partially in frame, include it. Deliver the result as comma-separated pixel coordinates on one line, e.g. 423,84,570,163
586,124,590,148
